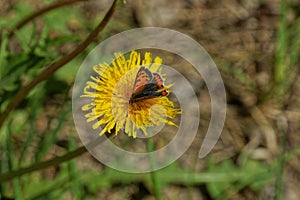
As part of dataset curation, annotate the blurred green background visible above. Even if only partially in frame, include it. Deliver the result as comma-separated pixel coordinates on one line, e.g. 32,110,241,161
1,0,300,199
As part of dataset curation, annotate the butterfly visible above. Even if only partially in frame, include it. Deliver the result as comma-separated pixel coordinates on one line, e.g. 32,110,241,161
129,66,169,104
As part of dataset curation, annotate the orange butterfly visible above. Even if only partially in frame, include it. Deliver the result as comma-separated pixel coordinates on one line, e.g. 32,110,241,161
129,67,169,104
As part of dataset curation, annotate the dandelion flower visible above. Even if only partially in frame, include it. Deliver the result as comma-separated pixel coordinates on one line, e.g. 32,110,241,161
81,51,181,138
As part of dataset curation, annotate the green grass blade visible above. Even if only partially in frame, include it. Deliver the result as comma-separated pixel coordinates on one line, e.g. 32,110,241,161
68,135,82,200
275,0,288,76
289,19,300,67
7,120,23,199
0,124,9,197
35,104,71,161
272,0,289,99
18,114,36,167
0,32,8,79
26,176,69,200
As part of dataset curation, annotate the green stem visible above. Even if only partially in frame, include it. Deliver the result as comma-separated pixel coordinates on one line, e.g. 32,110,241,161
147,138,162,200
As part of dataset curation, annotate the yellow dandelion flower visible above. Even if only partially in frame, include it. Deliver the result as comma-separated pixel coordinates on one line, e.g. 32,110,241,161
81,51,181,138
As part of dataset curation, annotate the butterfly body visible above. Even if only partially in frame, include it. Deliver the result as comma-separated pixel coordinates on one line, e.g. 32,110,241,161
129,67,168,104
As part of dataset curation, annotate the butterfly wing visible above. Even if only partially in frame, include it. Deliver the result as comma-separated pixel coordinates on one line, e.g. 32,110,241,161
132,67,153,94
129,67,168,104
153,73,165,89
152,73,168,96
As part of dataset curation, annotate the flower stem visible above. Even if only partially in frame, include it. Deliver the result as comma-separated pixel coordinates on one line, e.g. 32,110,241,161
147,138,162,200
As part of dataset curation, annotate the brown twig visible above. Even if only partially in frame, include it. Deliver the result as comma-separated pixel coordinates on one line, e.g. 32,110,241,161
7,0,88,39
0,0,118,128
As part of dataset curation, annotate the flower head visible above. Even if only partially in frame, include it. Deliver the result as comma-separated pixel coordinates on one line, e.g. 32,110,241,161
81,51,181,138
